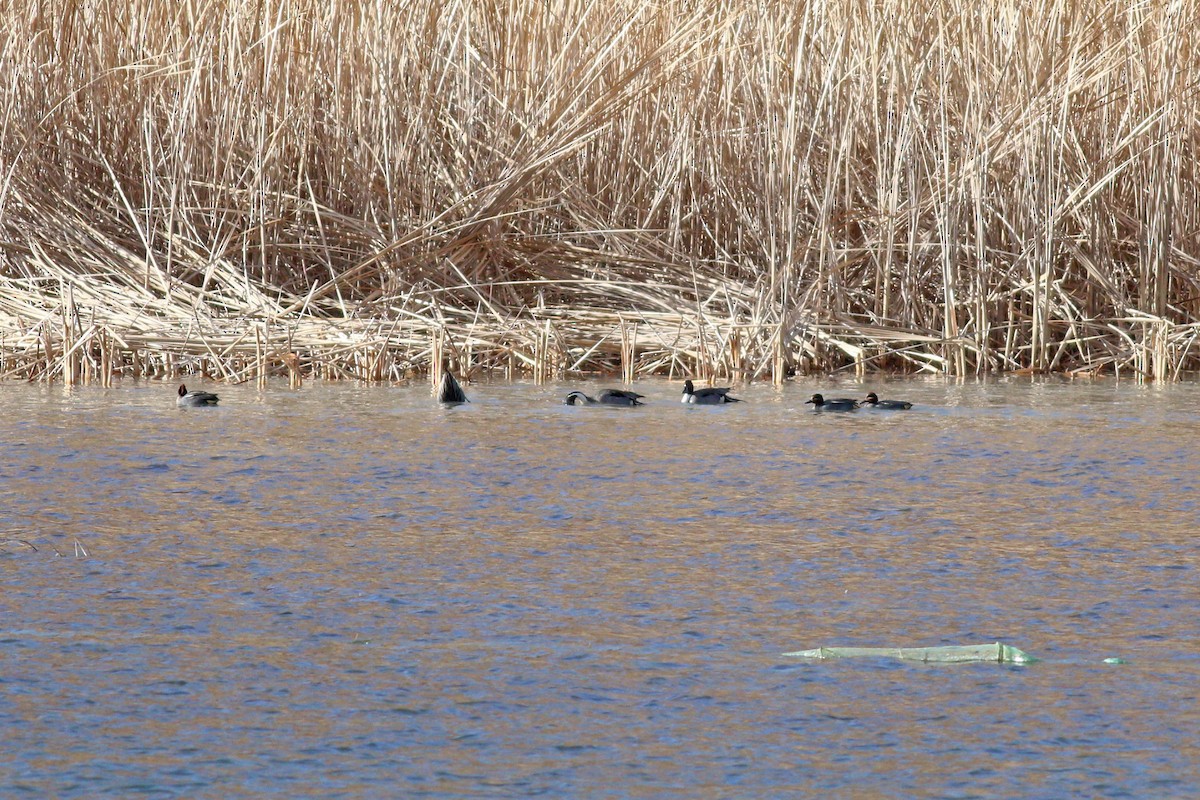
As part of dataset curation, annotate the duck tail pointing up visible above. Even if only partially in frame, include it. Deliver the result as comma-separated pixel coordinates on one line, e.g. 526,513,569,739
438,371,468,404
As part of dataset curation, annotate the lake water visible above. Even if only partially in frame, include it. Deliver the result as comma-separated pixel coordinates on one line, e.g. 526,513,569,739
2,376,1199,798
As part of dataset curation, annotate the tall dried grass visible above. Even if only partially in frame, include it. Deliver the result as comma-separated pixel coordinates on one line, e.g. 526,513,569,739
2,0,1198,384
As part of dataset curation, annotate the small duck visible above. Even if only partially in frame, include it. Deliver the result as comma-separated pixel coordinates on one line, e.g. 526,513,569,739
862,391,912,410
805,393,858,411
438,371,468,404
564,389,645,406
681,379,741,404
177,384,219,407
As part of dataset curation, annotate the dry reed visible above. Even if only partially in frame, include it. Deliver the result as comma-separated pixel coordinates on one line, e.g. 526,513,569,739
2,0,1199,385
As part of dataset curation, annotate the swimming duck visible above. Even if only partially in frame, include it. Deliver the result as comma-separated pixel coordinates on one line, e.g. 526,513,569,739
862,391,912,410
564,389,645,406
177,384,219,407
681,379,741,404
438,372,468,404
805,393,858,411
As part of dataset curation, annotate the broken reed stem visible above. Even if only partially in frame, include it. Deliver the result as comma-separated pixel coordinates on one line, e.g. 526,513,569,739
254,324,265,389
430,328,447,395
620,321,636,385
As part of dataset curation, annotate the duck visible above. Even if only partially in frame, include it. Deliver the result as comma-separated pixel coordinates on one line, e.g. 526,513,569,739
805,393,858,411
681,379,741,404
177,384,219,407
862,391,912,410
438,371,468,404
564,389,645,406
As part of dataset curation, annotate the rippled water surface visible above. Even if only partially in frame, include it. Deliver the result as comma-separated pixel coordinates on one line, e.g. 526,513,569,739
3,377,1200,798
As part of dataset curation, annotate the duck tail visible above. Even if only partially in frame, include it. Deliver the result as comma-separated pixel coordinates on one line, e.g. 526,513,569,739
438,372,468,404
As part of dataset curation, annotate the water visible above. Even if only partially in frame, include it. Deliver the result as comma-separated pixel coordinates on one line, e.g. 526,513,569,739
2,377,1199,798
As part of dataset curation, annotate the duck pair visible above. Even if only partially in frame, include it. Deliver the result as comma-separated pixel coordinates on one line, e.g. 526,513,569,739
185,372,474,406
805,392,913,411
567,380,740,406
179,372,475,407
443,373,648,407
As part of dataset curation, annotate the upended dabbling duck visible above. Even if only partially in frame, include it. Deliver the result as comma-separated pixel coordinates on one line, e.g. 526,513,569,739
681,379,741,404
177,384,220,407
438,372,468,404
805,393,858,411
434,371,465,402
564,389,645,406
861,391,913,410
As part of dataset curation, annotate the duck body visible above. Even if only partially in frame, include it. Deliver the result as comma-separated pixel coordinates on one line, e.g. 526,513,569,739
805,393,857,411
862,392,912,410
177,384,219,407
681,379,740,404
600,389,644,406
565,389,644,406
438,372,468,404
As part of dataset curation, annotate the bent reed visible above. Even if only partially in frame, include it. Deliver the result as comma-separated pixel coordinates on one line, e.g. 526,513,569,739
2,0,1199,386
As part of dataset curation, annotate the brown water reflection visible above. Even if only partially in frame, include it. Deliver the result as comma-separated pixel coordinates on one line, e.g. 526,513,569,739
2,377,1200,797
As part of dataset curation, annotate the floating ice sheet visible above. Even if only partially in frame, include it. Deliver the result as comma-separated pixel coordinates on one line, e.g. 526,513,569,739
782,642,1037,664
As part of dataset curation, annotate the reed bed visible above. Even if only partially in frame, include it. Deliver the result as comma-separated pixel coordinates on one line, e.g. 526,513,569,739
2,0,1199,385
